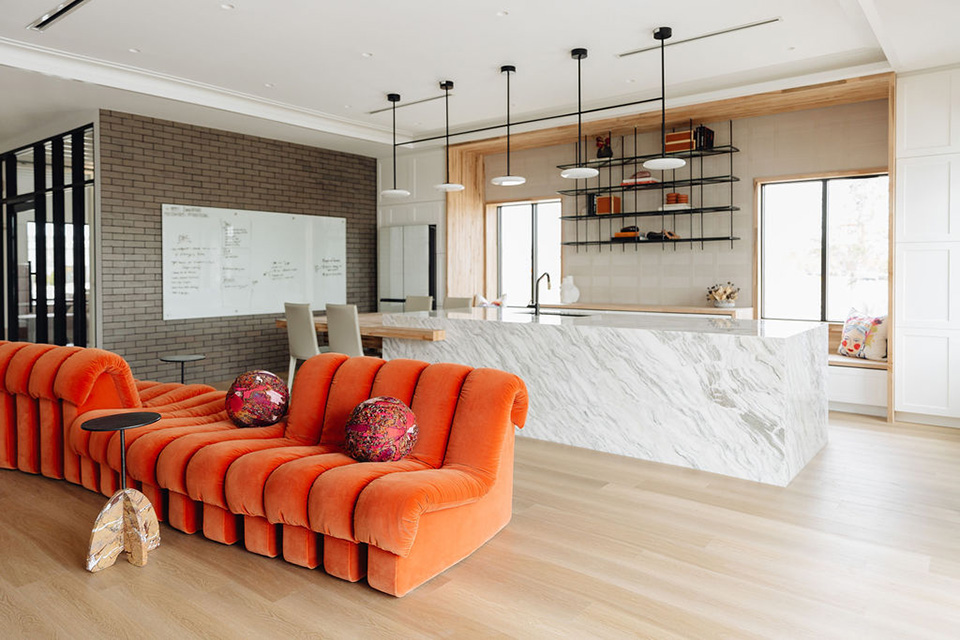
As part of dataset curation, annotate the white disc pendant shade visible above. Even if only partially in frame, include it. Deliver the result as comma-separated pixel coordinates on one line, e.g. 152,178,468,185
643,27,686,172
435,80,465,193
491,65,525,187
380,93,411,199
643,156,686,171
561,166,599,179
490,175,526,187
562,48,600,181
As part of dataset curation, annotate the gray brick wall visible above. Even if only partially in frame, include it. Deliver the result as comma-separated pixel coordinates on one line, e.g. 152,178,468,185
98,110,377,384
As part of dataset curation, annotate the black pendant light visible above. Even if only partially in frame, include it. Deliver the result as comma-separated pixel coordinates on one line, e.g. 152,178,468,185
381,93,411,198
435,80,465,192
560,48,599,180
490,65,525,187
643,27,686,171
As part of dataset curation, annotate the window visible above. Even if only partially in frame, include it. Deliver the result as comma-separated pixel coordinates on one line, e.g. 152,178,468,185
497,200,561,306
760,174,888,322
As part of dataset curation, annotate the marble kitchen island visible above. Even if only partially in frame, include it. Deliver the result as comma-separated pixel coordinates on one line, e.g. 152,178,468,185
382,308,828,486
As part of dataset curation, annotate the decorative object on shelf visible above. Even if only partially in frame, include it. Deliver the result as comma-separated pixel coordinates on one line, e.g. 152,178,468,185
596,135,613,158
561,48,600,180
694,124,715,149
491,65,526,187
560,275,581,304
614,225,643,240
596,195,621,214
707,282,740,308
381,93,411,198
620,170,659,187
665,129,695,153
647,230,681,241
643,27,686,172
435,80,465,192
344,396,418,462
225,370,290,428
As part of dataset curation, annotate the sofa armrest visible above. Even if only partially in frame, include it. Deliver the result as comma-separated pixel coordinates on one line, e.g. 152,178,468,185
354,464,493,557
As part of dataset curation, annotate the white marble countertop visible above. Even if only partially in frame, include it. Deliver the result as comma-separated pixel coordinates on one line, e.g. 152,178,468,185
387,307,822,339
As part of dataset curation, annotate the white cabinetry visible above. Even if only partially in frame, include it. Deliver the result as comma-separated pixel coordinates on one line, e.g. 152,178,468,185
896,67,960,423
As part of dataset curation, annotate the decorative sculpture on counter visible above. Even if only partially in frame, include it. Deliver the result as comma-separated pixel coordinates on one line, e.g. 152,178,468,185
560,276,581,304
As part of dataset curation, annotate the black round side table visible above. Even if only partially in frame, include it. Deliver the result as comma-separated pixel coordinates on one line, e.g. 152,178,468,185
81,411,162,572
159,353,206,384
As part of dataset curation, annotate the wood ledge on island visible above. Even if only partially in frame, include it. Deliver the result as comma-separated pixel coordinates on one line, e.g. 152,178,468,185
540,302,753,319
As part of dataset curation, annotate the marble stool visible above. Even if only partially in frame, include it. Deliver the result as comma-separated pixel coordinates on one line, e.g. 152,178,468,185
82,411,161,572
159,353,206,384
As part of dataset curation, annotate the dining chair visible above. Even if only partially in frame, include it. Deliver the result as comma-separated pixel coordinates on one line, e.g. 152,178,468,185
325,304,364,357
284,302,321,387
443,296,473,310
405,295,433,312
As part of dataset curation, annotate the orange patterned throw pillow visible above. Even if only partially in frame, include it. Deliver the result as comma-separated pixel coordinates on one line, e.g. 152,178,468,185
344,396,418,462
838,311,888,361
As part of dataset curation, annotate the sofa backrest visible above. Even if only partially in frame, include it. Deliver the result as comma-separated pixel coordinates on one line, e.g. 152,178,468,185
283,353,527,474
442,367,528,480
53,347,142,412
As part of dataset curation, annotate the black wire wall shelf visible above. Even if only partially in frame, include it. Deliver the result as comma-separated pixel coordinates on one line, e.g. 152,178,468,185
562,236,740,247
557,174,739,197
556,144,740,171
561,121,739,251
559,205,739,222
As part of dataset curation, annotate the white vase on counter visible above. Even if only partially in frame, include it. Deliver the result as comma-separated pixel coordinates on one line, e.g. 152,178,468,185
560,276,580,304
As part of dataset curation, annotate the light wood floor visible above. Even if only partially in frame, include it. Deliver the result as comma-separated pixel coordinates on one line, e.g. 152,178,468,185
1,412,959,639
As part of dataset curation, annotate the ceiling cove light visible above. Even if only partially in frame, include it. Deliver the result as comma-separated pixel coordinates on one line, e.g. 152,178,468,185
643,27,686,172
560,48,600,181
435,80,465,193
490,65,525,187
26,0,93,32
381,93,411,199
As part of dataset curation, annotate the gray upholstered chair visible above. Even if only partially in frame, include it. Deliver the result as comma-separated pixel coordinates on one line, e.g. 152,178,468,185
325,303,364,357
405,295,433,312
284,302,321,387
443,296,473,310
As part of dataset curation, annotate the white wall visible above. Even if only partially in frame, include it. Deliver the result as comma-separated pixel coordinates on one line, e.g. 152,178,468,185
377,147,447,308
484,101,888,307
895,67,960,425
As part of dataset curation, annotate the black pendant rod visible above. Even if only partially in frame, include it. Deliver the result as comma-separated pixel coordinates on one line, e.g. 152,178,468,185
388,93,400,188
656,27,671,157
441,80,453,183
572,48,588,166
502,65,515,175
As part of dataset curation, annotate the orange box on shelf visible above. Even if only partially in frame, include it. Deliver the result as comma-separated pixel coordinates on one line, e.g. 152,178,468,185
664,140,695,153
665,130,694,144
596,195,621,214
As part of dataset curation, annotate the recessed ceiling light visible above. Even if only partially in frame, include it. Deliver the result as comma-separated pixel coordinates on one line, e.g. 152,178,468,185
626,78,636,84
264,82,274,88
128,48,140,53
220,3,235,9
496,10,509,17
343,104,351,109
361,52,374,58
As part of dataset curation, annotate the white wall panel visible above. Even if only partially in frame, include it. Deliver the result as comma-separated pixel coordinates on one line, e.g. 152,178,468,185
895,329,959,416
896,155,960,241
897,69,960,157
896,244,960,328
828,367,888,407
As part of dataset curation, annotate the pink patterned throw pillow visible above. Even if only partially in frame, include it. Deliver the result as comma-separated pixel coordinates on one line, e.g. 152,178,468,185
344,396,418,462
838,311,888,361
225,370,290,428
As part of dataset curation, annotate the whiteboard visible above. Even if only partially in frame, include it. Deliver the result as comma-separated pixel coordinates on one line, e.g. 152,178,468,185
161,204,346,320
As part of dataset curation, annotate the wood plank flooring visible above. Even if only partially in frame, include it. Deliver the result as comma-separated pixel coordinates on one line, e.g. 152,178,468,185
1,412,958,639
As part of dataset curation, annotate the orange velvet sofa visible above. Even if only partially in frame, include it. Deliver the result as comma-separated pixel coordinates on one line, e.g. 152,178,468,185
0,342,529,596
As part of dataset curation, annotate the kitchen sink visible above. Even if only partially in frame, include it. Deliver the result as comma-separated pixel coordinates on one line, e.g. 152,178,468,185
515,310,592,317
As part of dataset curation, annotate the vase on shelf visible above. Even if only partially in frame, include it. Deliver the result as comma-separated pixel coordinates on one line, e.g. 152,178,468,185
713,299,735,308
560,276,580,304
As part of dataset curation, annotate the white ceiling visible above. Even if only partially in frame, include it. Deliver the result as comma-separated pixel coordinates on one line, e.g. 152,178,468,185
0,0,958,156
